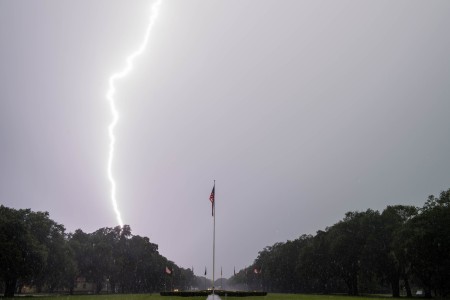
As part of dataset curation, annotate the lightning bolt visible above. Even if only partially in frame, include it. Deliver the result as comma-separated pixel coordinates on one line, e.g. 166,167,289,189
106,0,163,227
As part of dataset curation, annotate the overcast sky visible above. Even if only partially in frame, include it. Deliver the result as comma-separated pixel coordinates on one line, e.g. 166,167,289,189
1,0,450,279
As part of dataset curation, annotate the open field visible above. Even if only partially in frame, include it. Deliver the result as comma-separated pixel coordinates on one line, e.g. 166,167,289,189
2,294,395,300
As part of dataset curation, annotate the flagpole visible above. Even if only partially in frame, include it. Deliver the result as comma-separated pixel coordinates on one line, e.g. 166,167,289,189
212,180,216,295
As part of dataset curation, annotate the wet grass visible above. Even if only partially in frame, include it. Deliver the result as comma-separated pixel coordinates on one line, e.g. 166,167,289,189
227,295,391,300
4,294,394,300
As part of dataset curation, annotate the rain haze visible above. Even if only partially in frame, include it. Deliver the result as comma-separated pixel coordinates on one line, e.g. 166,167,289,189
1,0,450,279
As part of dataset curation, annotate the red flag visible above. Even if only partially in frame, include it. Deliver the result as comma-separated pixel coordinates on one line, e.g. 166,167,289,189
209,184,215,216
165,266,172,275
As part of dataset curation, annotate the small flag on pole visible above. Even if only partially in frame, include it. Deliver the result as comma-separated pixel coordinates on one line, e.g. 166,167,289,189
209,183,215,216
165,266,172,275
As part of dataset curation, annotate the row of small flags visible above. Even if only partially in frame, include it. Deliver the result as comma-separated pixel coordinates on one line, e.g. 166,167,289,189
165,266,262,276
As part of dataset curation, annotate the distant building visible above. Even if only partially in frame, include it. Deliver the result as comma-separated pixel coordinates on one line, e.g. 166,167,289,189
74,277,97,293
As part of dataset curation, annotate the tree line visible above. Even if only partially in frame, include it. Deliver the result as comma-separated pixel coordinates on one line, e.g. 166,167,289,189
230,188,450,297
2,188,449,298
0,206,197,297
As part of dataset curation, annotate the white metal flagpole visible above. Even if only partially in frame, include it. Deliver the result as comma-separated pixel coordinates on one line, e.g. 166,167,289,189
208,181,217,294
212,180,216,294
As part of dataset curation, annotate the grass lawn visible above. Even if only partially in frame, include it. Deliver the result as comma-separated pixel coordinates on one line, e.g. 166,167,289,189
4,294,394,300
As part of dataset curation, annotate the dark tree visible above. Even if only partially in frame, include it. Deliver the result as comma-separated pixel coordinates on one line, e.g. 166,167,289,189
398,190,450,297
0,206,60,297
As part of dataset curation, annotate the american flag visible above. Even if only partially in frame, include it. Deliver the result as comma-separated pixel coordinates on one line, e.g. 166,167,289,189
165,266,172,275
209,184,215,216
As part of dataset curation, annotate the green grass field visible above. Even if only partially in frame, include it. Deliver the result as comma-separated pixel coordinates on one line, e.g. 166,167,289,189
4,294,393,300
